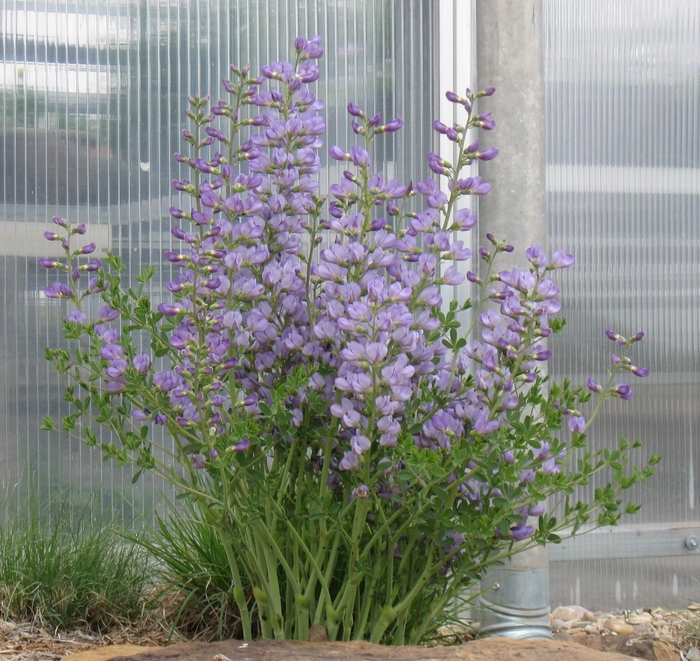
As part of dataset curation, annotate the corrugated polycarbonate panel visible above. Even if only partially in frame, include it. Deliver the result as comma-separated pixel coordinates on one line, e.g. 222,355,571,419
545,0,700,609
0,0,437,519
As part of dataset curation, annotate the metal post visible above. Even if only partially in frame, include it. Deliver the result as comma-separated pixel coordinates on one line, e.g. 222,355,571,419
474,0,551,640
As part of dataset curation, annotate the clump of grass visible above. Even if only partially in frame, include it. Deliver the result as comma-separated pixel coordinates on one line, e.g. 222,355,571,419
673,607,700,649
127,500,244,641
0,491,150,631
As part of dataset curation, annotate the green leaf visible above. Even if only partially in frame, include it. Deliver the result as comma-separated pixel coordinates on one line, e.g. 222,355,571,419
40,416,55,431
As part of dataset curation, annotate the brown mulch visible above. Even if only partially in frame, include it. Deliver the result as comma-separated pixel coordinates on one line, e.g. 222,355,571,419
1,608,698,661
0,618,187,661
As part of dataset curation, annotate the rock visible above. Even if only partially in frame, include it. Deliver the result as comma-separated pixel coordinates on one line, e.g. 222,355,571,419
604,618,637,636
552,606,579,622
651,641,679,661
64,638,654,661
551,618,571,633
308,625,328,643
556,631,678,661
69,647,157,661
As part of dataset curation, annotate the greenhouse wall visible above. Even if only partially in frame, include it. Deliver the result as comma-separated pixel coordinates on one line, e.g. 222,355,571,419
545,0,700,610
0,0,438,519
0,0,698,611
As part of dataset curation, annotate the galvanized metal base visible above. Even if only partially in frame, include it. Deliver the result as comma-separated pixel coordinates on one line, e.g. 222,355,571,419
478,565,552,640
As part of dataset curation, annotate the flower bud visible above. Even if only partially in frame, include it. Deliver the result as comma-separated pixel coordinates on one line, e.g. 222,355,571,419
587,378,602,393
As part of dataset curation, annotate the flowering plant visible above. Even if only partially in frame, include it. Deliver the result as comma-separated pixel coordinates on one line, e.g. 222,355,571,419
39,36,658,644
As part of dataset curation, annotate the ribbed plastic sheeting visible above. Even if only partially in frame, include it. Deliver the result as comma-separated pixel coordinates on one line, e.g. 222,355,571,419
545,0,700,609
0,0,437,520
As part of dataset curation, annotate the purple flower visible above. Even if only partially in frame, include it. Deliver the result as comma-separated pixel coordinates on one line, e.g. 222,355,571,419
381,118,404,133
587,378,602,393
191,454,206,470
44,282,74,299
477,147,498,161
525,245,547,268
66,309,87,324
568,416,586,433
351,484,369,500
233,438,251,452
510,524,535,542
631,365,649,377
551,249,575,269
614,383,634,400
329,145,349,161
432,120,448,134
131,408,150,421
339,451,359,471
133,354,150,373
97,306,120,322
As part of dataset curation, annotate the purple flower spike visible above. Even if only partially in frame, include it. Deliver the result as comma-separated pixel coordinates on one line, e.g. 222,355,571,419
631,365,650,377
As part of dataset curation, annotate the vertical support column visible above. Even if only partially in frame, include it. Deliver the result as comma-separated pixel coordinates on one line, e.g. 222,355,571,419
474,0,551,640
